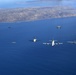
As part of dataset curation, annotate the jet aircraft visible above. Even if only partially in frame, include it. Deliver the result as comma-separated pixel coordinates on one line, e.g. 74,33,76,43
43,40,63,46
56,26,61,29
29,37,40,43
67,41,76,44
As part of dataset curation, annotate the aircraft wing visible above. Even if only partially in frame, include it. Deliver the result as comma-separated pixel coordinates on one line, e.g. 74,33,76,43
58,42,63,44
29,40,34,42
43,42,51,45
74,42,76,44
67,41,76,44
55,42,63,45
67,41,74,43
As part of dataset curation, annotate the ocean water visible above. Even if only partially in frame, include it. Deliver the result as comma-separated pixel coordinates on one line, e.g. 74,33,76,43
0,17,76,75
0,0,76,8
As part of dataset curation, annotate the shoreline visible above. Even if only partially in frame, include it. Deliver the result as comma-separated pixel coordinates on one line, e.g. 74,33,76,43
0,16,76,24
0,6,76,23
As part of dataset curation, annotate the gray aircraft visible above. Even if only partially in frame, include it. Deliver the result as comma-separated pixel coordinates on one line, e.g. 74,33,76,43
67,41,76,44
56,26,61,29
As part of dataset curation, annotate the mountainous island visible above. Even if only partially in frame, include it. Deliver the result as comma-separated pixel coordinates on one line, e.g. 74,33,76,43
0,6,76,22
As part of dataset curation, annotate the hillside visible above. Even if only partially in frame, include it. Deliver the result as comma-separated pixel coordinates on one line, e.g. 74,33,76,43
0,6,76,22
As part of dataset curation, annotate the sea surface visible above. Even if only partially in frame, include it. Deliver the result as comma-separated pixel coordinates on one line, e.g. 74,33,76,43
0,0,76,8
0,17,76,75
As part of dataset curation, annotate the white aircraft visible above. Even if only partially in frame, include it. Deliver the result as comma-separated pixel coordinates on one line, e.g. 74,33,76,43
11,42,16,44
67,41,76,44
57,26,61,29
33,38,37,42
29,37,40,43
43,40,63,46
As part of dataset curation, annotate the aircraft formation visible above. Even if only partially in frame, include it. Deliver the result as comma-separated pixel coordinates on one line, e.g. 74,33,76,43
30,37,76,47
30,25,76,47
8,25,76,46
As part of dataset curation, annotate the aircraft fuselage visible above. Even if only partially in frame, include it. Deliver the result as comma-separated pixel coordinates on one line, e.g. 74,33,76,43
33,39,37,42
52,40,55,46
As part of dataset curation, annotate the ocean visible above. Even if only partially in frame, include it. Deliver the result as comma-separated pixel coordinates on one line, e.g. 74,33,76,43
0,17,76,75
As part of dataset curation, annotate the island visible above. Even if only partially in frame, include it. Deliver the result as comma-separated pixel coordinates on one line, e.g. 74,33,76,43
0,6,76,22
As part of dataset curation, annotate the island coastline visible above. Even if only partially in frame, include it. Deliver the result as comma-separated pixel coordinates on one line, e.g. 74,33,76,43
0,6,76,23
